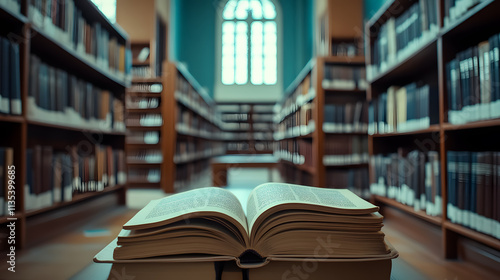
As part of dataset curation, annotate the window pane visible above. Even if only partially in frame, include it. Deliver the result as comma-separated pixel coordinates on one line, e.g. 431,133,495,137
251,55,263,85
262,0,276,19
234,0,249,19
235,22,248,84
249,0,262,19
223,0,237,19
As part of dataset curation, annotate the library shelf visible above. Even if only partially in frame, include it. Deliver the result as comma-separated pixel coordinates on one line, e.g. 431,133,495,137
323,88,366,94
0,115,24,123
0,5,27,24
440,0,499,39
368,37,438,86
323,162,369,168
372,195,442,226
126,161,162,166
132,60,150,66
226,150,274,155
131,77,163,83
126,126,161,131
280,160,316,175
126,182,162,188
25,184,126,218
174,152,226,165
0,213,23,225
323,56,366,64
442,119,500,132
26,119,127,136
126,108,162,114
370,125,441,137
30,25,128,89
443,221,500,251
324,130,368,135
125,143,161,148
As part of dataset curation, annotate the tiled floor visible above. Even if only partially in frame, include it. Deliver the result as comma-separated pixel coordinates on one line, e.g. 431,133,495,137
0,168,497,279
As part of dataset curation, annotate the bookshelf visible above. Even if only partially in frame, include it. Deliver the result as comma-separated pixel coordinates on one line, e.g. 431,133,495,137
366,0,500,259
0,0,130,250
163,62,225,193
218,102,275,155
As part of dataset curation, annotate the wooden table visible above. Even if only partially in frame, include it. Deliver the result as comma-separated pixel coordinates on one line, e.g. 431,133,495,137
211,154,278,187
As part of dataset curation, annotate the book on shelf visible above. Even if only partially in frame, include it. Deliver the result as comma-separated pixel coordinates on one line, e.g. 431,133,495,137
94,183,397,267
126,113,163,127
322,65,367,90
368,0,438,79
370,150,442,217
0,147,14,216
129,83,163,93
127,149,162,164
126,131,160,145
446,32,500,124
275,102,315,139
126,95,160,109
275,139,312,166
443,0,485,27
368,82,438,134
323,135,368,166
128,168,161,184
0,36,22,115
28,54,125,131
27,0,131,78
0,0,20,14
24,145,126,211
323,101,368,133
327,168,370,198
446,151,500,239
331,39,362,57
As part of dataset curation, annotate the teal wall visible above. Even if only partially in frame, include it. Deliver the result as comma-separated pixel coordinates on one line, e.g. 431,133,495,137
364,0,388,21
171,0,313,98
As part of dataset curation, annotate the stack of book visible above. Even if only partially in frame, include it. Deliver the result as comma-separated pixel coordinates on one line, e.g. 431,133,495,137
0,36,22,115
24,145,126,211
368,83,438,134
446,151,500,238
370,150,442,217
445,32,500,124
95,183,397,280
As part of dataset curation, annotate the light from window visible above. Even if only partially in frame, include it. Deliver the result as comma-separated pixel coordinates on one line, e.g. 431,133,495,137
222,0,277,86
92,0,117,23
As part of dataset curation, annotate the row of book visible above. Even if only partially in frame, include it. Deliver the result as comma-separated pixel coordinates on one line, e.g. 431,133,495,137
322,65,366,90
28,54,125,131
445,33,500,124
0,147,14,217
126,131,160,145
28,0,131,78
323,135,368,166
128,168,161,184
126,114,163,127
444,0,486,27
323,101,368,133
127,149,162,164
370,150,442,217
275,74,314,123
130,83,163,93
174,160,210,191
175,141,225,163
177,107,221,137
274,103,314,140
447,151,500,239
274,139,312,167
368,83,438,135
369,0,438,78
279,163,313,186
331,40,361,57
327,168,369,199
24,145,126,211
226,141,274,152
126,96,159,110
132,66,153,78
0,36,22,115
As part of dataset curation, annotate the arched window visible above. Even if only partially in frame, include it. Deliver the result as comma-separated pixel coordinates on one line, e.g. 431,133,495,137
221,0,277,85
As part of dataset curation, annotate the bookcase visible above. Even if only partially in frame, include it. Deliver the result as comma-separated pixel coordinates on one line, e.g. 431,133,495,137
366,0,500,259
218,102,275,155
162,62,225,193
0,0,130,250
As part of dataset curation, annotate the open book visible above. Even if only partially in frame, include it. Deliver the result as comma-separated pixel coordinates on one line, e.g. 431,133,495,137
112,183,394,266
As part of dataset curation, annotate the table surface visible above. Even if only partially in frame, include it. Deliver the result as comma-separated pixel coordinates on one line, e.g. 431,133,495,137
211,154,278,164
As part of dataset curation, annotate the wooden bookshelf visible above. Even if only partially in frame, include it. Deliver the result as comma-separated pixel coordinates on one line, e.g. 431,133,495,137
366,0,500,261
0,1,130,250
218,102,275,155
162,62,225,193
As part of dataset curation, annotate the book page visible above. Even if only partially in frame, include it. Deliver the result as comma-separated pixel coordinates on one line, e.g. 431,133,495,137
124,187,248,233
246,183,378,232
